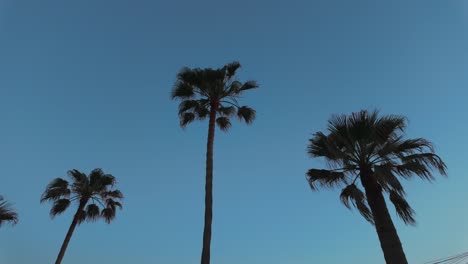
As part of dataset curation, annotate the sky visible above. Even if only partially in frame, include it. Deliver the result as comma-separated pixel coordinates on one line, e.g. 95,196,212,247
0,0,467,263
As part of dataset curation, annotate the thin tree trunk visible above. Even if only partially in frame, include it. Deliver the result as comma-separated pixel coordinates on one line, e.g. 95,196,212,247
55,202,86,264
360,169,408,264
200,102,218,264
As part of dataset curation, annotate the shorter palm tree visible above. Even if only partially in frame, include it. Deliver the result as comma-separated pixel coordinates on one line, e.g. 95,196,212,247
0,196,18,227
306,110,446,264
41,169,123,264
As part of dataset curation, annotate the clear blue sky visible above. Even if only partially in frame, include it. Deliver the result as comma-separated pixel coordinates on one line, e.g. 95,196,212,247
0,1,467,263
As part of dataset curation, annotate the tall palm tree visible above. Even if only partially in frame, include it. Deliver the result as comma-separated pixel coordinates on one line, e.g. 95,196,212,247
306,110,446,264
41,169,123,264
0,196,18,227
172,61,258,264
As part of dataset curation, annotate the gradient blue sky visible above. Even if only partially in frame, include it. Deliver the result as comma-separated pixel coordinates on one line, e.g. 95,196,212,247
0,1,467,263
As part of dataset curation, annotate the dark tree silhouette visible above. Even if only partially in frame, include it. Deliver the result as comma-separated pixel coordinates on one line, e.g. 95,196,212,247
306,110,446,264
172,61,258,264
0,196,18,227
41,169,123,264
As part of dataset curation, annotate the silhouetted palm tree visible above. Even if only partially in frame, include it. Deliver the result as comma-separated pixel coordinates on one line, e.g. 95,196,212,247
172,61,258,264
306,110,446,264
41,169,123,264
0,196,18,227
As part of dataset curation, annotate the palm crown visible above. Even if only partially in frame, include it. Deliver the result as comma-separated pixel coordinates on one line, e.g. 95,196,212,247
0,196,18,226
41,169,123,224
307,110,447,224
172,61,258,130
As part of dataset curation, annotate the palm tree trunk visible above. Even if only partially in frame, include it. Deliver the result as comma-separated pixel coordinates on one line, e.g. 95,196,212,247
200,102,218,264
55,202,85,264
360,169,408,264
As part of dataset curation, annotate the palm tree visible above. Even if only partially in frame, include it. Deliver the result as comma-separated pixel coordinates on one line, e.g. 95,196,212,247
41,169,123,264
306,110,446,264
172,61,258,264
0,196,18,227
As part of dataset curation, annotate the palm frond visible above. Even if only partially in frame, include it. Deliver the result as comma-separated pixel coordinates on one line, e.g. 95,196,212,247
216,117,231,132
402,153,447,175
323,115,363,163
68,170,87,184
374,113,407,143
101,190,124,199
41,178,70,203
176,67,199,84
239,80,258,92
340,184,374,224
101,208,116,224
76,209,87,224
378,138,433,158
374,164,405,195
172,83,195,100
224,61,241,79
85,204,100,222
101,198,123,224
227,80,242,95
346,110,378,143
180,112,195,127
196,107,210,120
50,199,71,218
326,113,352,145
178,100,200,115
106,199,123,210
171,81,195,99
389,190,416,225
307,132,351,165
229,80,259,95
236,106,256,124
172,67,198,99
396,153,447,181
308,132,332,157
89,168,105,187
218,106,236,117
0,197,18,226
178,99,210,120
98,173,116,188
306,169,347,190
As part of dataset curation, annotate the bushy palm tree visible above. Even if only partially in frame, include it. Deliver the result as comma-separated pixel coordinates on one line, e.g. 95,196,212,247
172,61,258,264
0,196,18,227
306,110,446,264
41,169,123,264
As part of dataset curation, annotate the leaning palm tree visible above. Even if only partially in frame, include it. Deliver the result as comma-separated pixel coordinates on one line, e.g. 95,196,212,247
41,169,123,264
306,110,446,264
0,196,18,227
172,61,258,264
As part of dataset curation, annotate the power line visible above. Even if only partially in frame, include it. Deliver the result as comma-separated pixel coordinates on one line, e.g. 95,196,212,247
425,251,468,264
